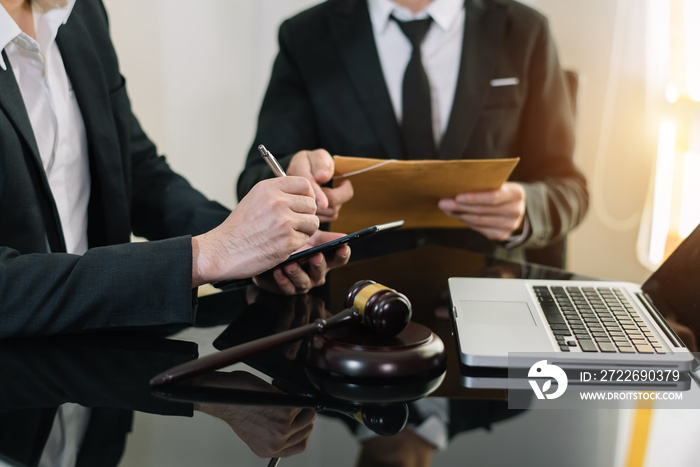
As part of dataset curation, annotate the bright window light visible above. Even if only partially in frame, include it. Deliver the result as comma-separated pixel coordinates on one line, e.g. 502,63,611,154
639,0,700,269
679,151,700,237
648,121,676,265
684,0,700,101
665,84,680,103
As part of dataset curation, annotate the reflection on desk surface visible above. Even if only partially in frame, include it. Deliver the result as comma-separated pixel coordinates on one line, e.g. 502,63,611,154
0,243,679,467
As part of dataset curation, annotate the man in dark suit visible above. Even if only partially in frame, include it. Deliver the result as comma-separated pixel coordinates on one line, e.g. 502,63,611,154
237,0,589,269
0,0,352,340
237,0,587,464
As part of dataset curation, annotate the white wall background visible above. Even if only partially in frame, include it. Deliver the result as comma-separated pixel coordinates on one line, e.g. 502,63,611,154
531,0,659,283
101,1,674,465
103,0,320,210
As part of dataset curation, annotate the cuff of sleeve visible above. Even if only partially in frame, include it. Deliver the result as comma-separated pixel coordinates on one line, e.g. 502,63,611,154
503,215,531,249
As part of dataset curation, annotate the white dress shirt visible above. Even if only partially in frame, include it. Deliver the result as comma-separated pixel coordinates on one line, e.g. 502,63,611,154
1,2,90,466
368,0,465,148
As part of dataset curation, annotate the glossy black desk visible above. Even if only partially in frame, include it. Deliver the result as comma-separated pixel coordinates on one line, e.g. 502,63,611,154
0,244,627,467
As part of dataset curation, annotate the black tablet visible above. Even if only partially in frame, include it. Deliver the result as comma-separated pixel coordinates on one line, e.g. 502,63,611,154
277,220,404,267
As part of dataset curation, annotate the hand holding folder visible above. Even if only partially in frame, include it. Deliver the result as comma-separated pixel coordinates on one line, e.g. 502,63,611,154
330,156,519,232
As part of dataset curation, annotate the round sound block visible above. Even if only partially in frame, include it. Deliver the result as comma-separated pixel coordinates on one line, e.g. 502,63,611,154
306,322,446,380
306,366,446,403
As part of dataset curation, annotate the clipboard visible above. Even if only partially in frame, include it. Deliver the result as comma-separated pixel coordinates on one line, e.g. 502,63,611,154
330,156,519,232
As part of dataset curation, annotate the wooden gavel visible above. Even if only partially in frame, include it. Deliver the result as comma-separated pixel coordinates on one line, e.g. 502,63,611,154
149,280,412,387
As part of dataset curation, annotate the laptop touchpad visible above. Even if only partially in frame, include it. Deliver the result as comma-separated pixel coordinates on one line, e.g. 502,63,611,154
459,301,536,326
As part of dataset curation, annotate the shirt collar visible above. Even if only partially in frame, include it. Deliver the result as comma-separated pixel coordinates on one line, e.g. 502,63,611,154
0,5,22,70
368,0,464,36
0,0,76,71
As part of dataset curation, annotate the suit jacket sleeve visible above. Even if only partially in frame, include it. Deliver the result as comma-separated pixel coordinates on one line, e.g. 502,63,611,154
508,13,588,250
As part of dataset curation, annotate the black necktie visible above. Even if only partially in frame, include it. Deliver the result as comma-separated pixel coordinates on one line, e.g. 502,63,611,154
392,15,436,159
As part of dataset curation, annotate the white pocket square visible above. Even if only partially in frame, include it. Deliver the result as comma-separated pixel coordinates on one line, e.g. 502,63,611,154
490,77,520,87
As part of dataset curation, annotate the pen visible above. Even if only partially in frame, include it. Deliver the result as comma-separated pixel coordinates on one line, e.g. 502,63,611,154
259,144,286,177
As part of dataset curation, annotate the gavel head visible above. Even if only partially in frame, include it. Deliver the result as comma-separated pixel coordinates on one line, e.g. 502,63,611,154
345,280,412,336
357,403,409,436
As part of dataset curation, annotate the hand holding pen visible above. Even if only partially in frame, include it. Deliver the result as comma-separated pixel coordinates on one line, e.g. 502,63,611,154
210,145,349,294
190,144,321,288
253,145,351,295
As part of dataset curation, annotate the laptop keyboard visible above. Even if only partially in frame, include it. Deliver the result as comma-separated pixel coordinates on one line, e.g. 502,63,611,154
533,285,665,354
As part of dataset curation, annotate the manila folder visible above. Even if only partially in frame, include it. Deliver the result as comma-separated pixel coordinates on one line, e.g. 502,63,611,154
330,156,519,232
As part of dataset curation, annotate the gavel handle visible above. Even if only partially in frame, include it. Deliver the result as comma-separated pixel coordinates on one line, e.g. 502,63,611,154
149,308,358,387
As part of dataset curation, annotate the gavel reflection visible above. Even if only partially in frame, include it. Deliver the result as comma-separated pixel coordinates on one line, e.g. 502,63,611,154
149,281,413,387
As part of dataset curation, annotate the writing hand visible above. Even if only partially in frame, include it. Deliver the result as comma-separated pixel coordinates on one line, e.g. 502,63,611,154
191,177,319,287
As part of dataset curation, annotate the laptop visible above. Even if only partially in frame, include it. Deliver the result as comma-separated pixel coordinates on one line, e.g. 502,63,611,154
448,224,700,370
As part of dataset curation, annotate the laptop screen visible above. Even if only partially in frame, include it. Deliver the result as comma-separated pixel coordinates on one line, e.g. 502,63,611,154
642,224,700,341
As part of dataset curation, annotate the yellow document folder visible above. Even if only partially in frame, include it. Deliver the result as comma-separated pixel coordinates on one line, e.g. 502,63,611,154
330,156,519,232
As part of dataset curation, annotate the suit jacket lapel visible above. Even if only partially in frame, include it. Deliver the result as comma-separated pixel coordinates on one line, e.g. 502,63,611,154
0,51,66,252
0,52,42,164
56,11,129,246
439,0,508,159
328,0,404,158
